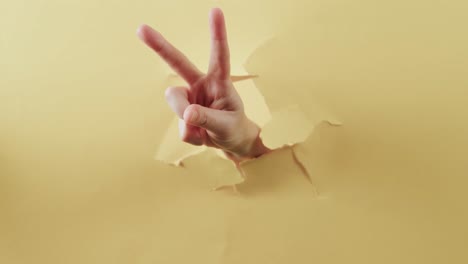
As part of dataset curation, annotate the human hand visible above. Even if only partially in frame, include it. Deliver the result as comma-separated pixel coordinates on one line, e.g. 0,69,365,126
137,8,269,162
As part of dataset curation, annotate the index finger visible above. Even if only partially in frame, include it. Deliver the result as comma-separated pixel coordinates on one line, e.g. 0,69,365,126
137,24,203,85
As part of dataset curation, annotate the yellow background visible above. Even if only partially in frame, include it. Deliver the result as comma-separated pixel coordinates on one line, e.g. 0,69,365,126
1,0,467,263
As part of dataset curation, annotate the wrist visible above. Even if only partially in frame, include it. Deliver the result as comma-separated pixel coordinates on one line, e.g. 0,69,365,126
224,117,271,163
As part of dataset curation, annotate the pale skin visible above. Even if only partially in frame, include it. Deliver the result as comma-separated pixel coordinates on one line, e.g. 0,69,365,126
137,8,270,163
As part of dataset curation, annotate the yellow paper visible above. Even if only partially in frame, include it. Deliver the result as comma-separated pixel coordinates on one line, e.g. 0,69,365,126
1,0,468,263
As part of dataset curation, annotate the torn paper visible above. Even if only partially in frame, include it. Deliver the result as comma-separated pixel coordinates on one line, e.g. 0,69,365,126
155,88,341,190
155,38,341,189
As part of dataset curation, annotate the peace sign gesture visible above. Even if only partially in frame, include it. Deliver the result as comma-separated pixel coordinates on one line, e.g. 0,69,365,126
137,8,269,161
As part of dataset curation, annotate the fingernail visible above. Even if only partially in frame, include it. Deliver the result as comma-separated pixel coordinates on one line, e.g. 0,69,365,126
190,110,199,123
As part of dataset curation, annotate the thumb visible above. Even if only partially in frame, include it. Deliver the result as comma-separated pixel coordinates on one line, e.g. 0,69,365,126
183,104,235,135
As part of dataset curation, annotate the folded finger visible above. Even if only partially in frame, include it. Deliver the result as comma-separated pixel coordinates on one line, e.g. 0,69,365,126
165,86,190,119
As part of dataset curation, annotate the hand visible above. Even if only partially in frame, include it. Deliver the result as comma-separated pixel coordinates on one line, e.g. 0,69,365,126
137,8,269,162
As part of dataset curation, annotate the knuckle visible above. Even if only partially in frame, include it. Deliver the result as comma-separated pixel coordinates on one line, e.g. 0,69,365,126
156,40,168,54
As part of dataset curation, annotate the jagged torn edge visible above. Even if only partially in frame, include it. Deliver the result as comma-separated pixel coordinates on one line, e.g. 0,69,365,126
155,78,341,190
214,119,342,192
155,85,341,191
154,37,342,190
